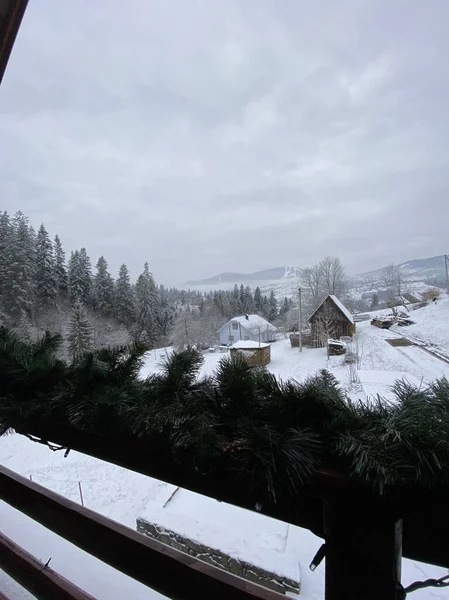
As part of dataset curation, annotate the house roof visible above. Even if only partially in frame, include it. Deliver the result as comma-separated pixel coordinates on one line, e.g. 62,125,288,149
308,295,354,324
219,314,277,332
231,340,271,349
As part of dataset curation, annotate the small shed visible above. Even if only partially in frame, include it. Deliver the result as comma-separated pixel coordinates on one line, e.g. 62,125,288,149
308,295,355,348
230,340,271,367
289,332,312,348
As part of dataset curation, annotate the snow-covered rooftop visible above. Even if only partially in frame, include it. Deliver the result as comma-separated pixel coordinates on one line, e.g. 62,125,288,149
308,295,354,324
222,314,277,331
231,340,271,349
329,295,354,323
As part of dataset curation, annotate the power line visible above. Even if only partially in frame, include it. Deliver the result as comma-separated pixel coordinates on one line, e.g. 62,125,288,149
445,254,449,294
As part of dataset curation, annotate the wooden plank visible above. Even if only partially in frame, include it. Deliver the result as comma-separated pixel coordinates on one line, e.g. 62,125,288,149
0,532,95,600
0,465,288,600
0,0,29,84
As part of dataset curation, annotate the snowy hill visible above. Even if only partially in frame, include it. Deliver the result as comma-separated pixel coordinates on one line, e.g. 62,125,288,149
183,255,445,305
388,295,449,359
351,255,446,292
184,265,302,287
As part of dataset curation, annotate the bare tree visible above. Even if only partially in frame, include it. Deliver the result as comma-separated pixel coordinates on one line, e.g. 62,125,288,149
302,264,323,310
312,304,338,354
171,307,223,350
381,264,402,305
320,256,346,297
302,256,346,319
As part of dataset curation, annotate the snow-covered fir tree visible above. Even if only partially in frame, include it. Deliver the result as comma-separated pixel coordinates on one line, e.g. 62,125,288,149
35,224,57,309
243,285,255,314
3,211,35,319
254,287,262,313
93,255,114,316
279,296,292,317
68,248,92,305
68,301,93,360
157,285,175,339
230,284,241,315
114,263,135,326
134,262,160,346
54,234,68,298
79,248,92,299
268,290,278,322
0,211,13,303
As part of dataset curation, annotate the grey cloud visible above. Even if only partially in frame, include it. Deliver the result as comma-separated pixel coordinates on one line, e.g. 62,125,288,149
0,0,448,286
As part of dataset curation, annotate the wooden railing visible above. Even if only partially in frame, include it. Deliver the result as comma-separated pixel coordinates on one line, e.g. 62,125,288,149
0,465,287,600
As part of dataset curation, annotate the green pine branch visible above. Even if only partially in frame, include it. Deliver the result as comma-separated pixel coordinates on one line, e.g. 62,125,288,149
1,326,449,499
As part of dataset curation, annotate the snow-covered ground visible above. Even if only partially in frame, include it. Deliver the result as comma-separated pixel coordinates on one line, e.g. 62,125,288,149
141,300,449,403
2,297,449,598
395,295,449,358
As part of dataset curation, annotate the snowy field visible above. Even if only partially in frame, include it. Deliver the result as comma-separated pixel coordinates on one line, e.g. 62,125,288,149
142,298,449,403
2,297,449,598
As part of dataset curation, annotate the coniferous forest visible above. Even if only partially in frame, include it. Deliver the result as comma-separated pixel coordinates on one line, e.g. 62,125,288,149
0,210,293,357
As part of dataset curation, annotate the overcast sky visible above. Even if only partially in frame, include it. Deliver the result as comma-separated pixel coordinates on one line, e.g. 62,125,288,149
1,0,448,285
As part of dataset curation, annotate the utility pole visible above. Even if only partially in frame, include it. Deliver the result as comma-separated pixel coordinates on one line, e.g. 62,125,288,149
445,255,449,295
298,287,303,353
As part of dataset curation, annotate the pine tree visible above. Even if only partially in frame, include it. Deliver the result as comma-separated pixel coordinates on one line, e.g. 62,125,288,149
198,297,205,317
213,291,226,317
68,248,92,305
93,256,114,316
279,296,290,317
134,262,160,346
3,211,35,319
68,301,93,360
239,284,245,310
0,211,13,303
158,294,175,339
230,284,241,316
254,287,262,313
268,290,278,322
114,263,135,326
243,285,254,314
261,294,269,319
79,248,92,301
54,234,68,298
35,224,57,309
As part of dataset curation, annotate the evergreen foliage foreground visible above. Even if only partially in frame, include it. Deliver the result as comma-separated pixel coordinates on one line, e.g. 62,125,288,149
1,326,449,501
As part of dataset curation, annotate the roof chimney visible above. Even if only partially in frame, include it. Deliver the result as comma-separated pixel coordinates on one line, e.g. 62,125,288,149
245,313,249,320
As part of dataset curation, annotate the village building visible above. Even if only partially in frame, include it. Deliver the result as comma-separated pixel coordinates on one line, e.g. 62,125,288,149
308,295,355,347
217,314,277,346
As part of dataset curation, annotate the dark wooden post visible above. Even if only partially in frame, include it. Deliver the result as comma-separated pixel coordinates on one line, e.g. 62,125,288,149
324,494,402,600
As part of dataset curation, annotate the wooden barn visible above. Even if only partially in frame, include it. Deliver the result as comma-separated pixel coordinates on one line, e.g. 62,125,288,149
309,295,355,348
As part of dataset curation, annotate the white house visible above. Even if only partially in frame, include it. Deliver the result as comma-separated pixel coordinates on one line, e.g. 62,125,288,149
218,314,277,346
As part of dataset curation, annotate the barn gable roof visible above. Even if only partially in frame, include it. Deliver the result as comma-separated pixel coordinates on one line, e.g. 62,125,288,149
308,295,354,324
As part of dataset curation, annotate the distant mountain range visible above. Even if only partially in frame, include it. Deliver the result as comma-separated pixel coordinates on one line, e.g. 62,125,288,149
353,255,445,285
185,256,446,291
185,266,302,287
